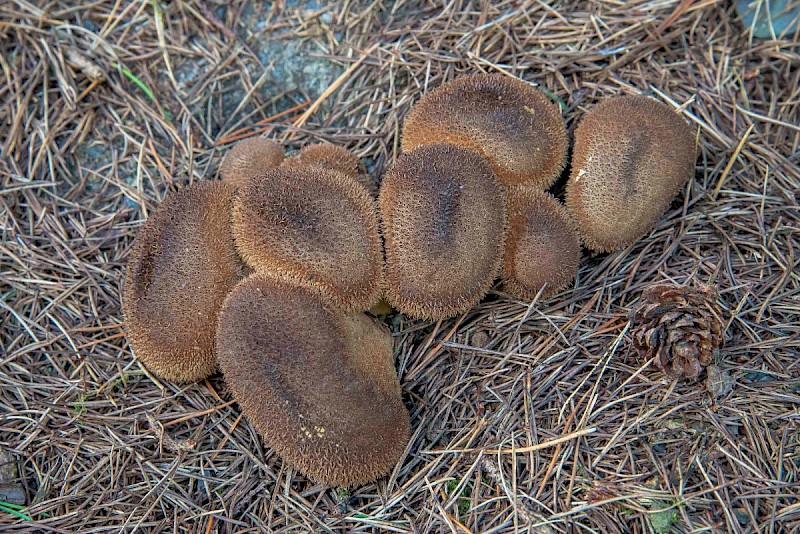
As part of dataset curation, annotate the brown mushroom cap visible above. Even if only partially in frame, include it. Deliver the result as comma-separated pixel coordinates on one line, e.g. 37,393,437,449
283,143,370,191
122,181,246,382
220,137,284,189
401,73,568,188
232,166,384,312
216,273,410,487
502,188,581,300
379,143,507,320
566,95,697,252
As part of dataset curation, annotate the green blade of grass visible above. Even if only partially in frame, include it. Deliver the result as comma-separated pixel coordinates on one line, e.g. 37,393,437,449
0,501,32,521
113,62,170,122
114,62,156,102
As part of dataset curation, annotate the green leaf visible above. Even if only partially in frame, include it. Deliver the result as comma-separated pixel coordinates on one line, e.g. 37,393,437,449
649,500,677,533
445,478,471,514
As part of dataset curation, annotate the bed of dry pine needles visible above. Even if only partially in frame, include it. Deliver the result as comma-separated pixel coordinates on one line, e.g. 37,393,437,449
1,1,798,532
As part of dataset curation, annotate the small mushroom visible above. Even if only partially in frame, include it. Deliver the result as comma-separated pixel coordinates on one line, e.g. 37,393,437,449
220,137,284,189
402,73,568,188
282,143,370,191
232,166,384,312
502,187,581,300
566,95,697,252
122,181,246,382
379,143,507,320
215,273,410,487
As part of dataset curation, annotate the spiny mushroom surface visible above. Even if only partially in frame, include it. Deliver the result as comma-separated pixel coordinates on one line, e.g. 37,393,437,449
566,95,697,252
502,188,581,300
216,273,410,487
401,73,568,188
122,181,246,382
380,143,507,320
220,137,284,189
232,166,383,312
282,143,370,191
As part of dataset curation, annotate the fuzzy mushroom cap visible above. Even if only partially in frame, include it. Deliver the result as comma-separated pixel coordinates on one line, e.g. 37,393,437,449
566,95,697,252
216,273,410,487
232,166,384,312
122,181,246,382
220,137,284,189
502,188,581,300
379,143,507,320
401,73,568,188
283,143,370,191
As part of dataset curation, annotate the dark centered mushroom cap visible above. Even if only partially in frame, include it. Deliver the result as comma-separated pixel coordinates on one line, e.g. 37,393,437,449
232,166,384,312
283,143,370,191
216,273,410,487
401,73,568,188
220,137,284,189
122,181,246,382
566,95,697,252
379,143,507,320
502,188,581,300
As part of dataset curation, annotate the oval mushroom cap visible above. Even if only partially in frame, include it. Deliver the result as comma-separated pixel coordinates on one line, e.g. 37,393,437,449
122,181,246,382
502,188,581,300
283,143,370,191
216,274,410,487
220,137,284,189
380,143,507,320
402,73,568,188
566,95,697,252
232,166,384,312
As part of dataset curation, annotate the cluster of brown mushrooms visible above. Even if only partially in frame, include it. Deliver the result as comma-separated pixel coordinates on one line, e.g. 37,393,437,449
122,73,697,487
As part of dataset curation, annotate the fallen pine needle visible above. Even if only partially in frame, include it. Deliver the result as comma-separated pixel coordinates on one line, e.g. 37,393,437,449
712,123,754,199
163,399,238,427
292,43,378,129
215,100,311,146
423,427,597,454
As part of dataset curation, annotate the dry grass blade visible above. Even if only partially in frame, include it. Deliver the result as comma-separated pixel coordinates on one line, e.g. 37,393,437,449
0,0,798,532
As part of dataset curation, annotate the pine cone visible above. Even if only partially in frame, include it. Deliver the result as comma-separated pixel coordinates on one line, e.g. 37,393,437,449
630,283,724,380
